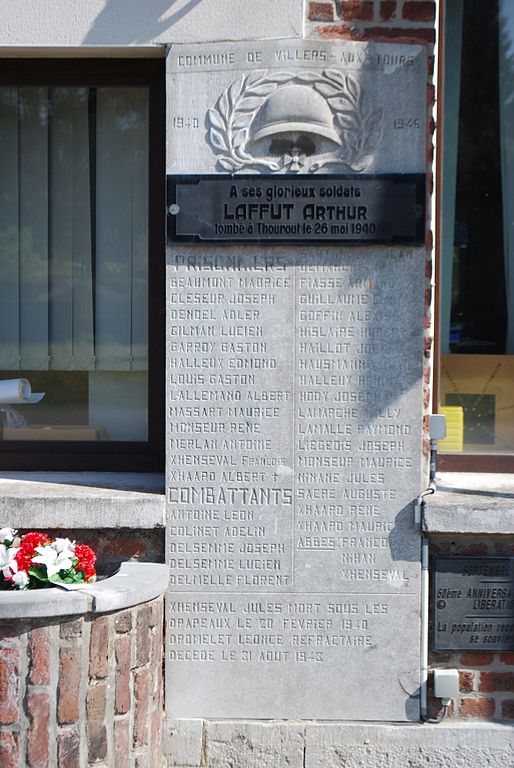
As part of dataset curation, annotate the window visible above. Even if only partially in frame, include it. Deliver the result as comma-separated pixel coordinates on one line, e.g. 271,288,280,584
437,1,514,469
0,60,164,471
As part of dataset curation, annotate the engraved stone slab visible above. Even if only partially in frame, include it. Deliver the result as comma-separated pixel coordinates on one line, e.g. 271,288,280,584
165,246,424,720
166,39,426,175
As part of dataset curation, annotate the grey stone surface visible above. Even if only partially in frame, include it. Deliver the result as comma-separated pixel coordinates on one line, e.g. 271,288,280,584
424,472,514,533
304,722,514,768
166,594,421,720
166,37,427,724
0,471,165,492
0,587,90,619
0,472,165,529
164,719,204,768
164,721,514,768
0,562,168,619
165,246,424,720
204,721,305,768
84,562,169,612
167,39,426,175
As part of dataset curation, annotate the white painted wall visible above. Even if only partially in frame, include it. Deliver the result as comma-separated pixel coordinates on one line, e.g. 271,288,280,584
0,0,303,48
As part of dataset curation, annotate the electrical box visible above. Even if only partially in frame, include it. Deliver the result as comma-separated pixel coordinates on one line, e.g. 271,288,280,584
433,669,459,703
430,413,447,441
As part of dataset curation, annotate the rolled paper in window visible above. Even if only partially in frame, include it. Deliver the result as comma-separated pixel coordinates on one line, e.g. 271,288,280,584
0,379,45,404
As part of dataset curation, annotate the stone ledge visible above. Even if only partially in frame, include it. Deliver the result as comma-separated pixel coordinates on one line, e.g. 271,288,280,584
0,586,90,618
0,561,169,619
423,472,514,534
303,721,514,768
164,720,514,768
83,561,170,613
0,472,165,529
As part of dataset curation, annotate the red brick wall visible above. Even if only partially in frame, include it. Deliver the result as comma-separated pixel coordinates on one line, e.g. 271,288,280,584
428,538,514,721
307,0,436,43
0,597,164,768
428,651,514,721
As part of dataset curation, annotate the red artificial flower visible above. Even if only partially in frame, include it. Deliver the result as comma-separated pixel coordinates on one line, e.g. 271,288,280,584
15,531,53,571
74,543,97,582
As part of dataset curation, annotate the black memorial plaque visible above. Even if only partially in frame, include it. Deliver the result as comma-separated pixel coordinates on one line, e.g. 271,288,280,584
167,174,425,244
434,557,514,651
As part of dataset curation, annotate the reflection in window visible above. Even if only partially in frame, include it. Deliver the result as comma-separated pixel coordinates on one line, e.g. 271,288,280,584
0,86,149,442
439,0,514,453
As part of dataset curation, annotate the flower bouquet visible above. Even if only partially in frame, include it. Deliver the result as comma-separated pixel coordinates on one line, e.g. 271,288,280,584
0,528,96,590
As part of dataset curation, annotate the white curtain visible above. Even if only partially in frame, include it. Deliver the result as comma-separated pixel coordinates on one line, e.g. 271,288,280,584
0,85,148,372
95,87,148,371
0,87,22,369
49,88,94,370
0,88,51,369
440,0,464,354
499,0,514,353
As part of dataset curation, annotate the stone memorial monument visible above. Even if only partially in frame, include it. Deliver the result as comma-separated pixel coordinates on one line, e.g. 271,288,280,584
166,38,426,722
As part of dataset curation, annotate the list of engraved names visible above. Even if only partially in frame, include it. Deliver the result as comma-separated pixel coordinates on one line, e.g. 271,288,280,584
166,246,423,719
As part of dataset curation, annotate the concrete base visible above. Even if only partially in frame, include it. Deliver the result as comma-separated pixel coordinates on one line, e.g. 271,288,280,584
164,720,514,768
425,472,514,533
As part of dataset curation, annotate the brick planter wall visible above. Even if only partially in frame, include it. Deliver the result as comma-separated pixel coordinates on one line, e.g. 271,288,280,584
0,563,168,768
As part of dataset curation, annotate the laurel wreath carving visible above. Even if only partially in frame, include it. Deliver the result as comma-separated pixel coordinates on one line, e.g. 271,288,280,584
207,69,384,174
311,70,384,171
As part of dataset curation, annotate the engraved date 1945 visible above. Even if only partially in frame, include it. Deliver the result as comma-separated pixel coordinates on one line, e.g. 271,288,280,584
393,117,420,129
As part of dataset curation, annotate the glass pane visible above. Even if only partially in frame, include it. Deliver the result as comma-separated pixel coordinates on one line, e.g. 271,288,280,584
439,1,514,454
0,85,149,442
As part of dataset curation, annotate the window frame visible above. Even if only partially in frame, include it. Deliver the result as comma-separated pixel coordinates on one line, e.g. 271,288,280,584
0,58,165,472
435,1,514,472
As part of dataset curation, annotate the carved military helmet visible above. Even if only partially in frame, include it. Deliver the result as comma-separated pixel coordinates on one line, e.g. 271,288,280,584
250,84,341,145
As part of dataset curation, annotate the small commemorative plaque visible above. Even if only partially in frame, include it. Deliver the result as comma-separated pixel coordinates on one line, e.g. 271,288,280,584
434,557,514,651
167,174,425,244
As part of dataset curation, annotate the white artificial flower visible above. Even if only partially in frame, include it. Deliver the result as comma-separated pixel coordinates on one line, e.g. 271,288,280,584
0,527,17,544
0,543,20,579
12,569,29,589
32,541,75,578
0,544,8,566
53,538,76,555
